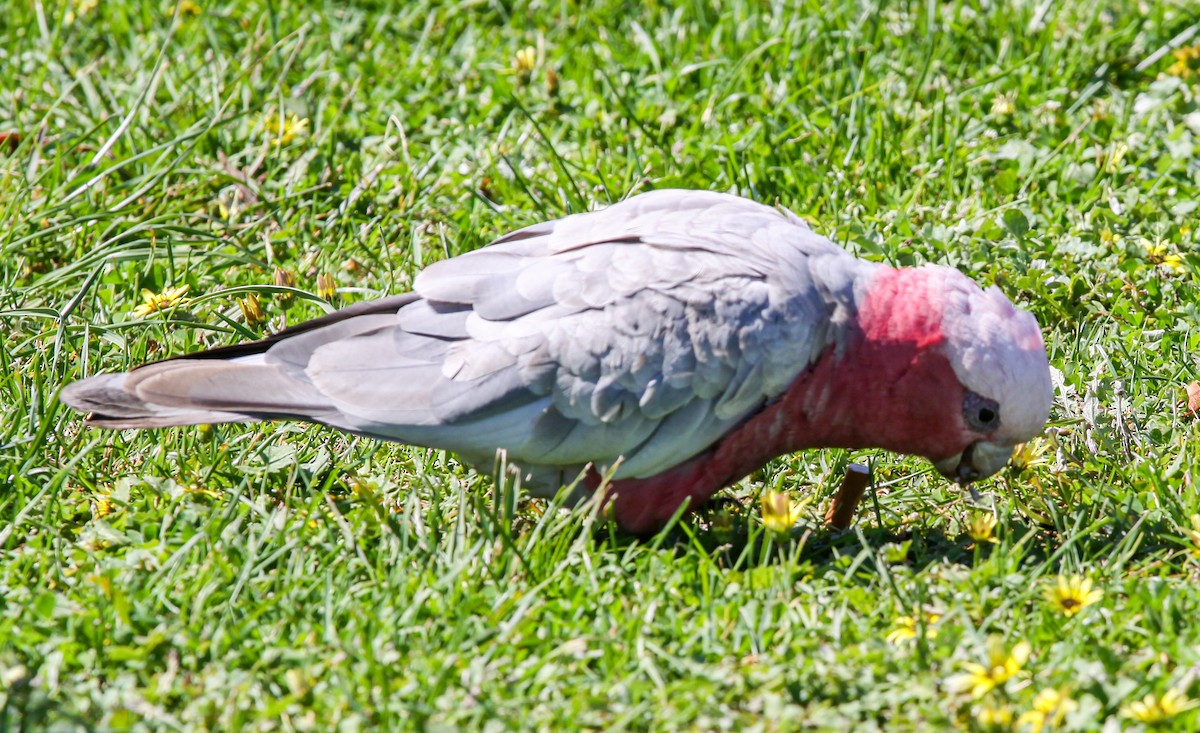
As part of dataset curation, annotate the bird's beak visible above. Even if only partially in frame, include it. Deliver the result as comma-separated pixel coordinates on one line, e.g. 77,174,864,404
934,441,1015,485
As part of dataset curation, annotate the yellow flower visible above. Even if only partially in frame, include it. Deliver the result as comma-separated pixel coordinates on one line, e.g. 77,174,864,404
1102,142,1128,174
216,191,241,222
1099,227,1121,247
1044,575,1103,617
315,273,337,300
1146,243,1185,273
178,0,201,16
65,0,98,23
886,613,941,645
1183,514,1200,550
759,491,801,534
259,110,308,146
974,703,1013,729
93,493,114,518
990,93,1016,117
1167,44,1200,79
947,638,1031,698
1121,687,1199,725
1018,688,1077,732
132,284,190,317
238,292,266,326
968,513,999,544
1009,438,1050,472
274,268,296,306
514,46,537,75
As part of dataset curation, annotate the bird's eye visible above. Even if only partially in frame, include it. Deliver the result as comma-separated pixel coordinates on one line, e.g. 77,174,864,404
963,391,1001,433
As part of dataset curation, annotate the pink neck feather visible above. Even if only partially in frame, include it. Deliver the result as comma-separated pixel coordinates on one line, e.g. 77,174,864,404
604,267,974,533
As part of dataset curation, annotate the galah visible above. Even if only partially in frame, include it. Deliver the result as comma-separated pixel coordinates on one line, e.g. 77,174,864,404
61,190,1054,533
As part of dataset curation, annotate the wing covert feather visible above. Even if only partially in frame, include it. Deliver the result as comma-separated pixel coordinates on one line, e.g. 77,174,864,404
267,190,873,480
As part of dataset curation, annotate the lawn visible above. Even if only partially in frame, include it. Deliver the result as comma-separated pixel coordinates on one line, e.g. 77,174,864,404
3,0,1200,730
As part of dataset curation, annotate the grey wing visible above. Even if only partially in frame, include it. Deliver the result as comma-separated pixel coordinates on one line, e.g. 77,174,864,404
297,189,872,479
64,190,871,481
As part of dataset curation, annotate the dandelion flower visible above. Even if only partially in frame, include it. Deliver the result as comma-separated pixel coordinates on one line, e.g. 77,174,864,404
1044,575,1103,617
1010,438,1050,472
259,110,308,146
759,491,801,534
238,292,266,326
990,93,1016,117
947,638,1030,698
274,268,296,307
315,273,337,300
974,703,1013,729
92,491,114,518
132,284,190,318
514,46,537,75
1145,243,1185,273
1102,142,1128,174
967,513,999,544
216,191,241,222
1018,688,1077,732
886,613,941,645
65,0,98,23
1167,44,1200,80
1121,687,1199,725
886,616,919,644
1183,514,1200,550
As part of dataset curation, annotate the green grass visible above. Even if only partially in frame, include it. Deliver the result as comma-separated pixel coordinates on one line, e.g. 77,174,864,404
3,0,1200,729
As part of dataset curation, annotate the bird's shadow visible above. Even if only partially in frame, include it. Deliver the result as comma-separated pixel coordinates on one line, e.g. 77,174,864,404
599,518,980,578
591,497,1179,581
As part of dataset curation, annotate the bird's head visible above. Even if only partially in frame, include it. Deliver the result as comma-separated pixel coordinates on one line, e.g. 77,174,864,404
929,270,1053,484
852,264,1053,487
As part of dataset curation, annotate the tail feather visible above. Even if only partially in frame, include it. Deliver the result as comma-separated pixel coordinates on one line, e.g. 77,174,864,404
60,359,336,429
60,293,423,430
59,373,257,428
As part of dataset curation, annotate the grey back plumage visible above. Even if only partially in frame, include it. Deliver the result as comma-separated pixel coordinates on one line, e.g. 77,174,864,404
62,190,877,488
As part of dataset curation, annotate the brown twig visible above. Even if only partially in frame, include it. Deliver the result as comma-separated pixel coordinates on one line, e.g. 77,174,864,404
825,463,871,530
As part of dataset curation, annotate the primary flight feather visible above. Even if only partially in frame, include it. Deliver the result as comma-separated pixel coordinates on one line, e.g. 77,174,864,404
61,190,1053,532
